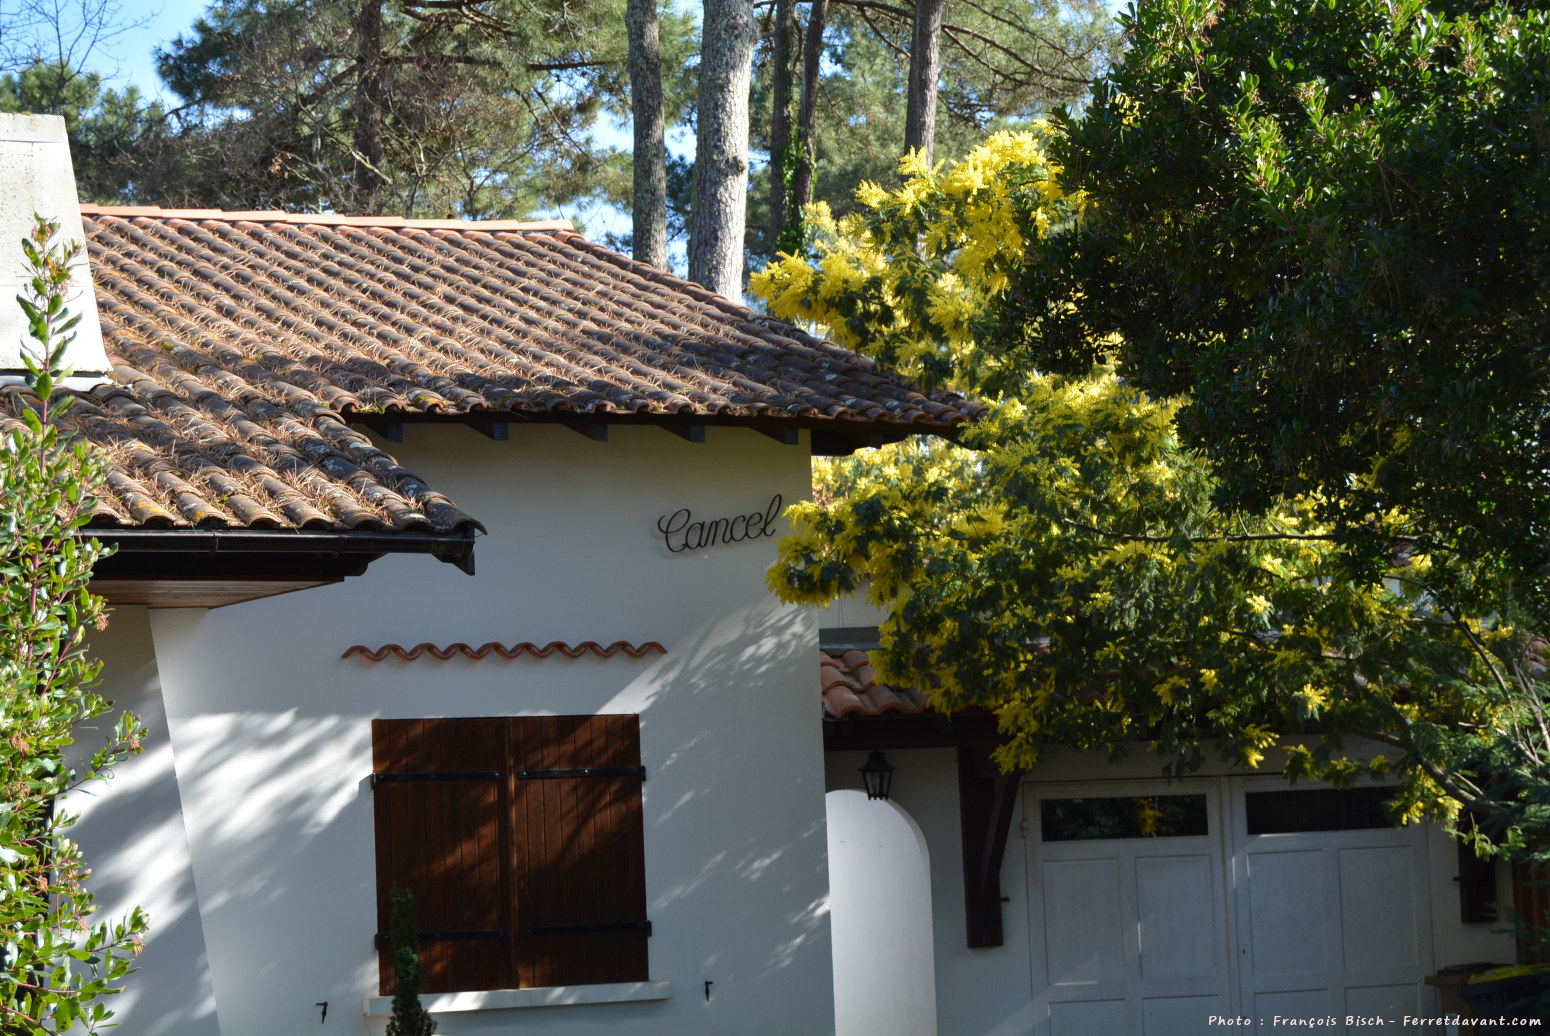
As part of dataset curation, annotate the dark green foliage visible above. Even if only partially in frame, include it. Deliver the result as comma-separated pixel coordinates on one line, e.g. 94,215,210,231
993,0,1550,918
385,888,436,1036
760,45,1550,951
154,0,593,216
1021,0,1550,617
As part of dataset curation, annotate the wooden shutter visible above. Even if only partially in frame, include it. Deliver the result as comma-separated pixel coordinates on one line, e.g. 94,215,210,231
1512,861,1550,962
372,715,649,994
373,718,511,994
510,715,650,987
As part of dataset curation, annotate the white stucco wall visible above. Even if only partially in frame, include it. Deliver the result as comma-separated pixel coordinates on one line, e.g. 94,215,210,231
0,113,110,375
69,606,220,1035
814,592,890,631
88,424,834,1035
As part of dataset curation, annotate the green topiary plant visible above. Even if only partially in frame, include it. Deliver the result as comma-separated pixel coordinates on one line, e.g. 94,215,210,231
385,888,436,1036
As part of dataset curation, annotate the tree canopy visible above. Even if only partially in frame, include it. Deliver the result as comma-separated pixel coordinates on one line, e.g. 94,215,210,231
1021,0,1550,612
5,0,1116,282
752,113,1550,862
0,61,177,205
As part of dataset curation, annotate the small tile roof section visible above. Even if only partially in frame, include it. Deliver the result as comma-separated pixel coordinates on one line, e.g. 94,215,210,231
821,649,929,719
81,206,982,428
0,382,478,534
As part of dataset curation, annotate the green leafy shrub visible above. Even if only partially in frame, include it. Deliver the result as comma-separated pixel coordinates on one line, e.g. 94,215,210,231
0,216,147,1032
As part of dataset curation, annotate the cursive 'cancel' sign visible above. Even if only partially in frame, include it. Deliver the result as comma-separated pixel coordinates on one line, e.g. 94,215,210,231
657,494,784,553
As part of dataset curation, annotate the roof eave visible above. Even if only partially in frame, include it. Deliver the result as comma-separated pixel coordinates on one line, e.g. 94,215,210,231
345,410,973,456
822,709,1000,751
83,527,477,598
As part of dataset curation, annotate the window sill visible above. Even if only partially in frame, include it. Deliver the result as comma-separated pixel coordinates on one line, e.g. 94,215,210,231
364,981,672,1016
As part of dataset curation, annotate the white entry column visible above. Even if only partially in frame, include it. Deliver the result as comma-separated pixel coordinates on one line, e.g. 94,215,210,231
827,789,938,1036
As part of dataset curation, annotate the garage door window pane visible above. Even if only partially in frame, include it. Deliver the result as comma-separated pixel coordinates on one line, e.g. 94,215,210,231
1040,795,1209,841
1245,787,1397,834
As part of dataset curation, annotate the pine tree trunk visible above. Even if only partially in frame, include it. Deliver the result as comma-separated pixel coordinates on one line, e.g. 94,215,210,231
766,0,798,255
789,0,828,222
352,0,385,215
904,0,942,166
626,0,667,269
688,0,756,301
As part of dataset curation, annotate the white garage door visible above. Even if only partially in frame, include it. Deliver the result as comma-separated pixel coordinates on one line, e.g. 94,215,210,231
1229,777,1434,1032
1025,781,1232,1036
1025,778,1435,1036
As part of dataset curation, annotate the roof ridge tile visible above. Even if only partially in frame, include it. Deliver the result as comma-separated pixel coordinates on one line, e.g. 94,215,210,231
80,204,575,234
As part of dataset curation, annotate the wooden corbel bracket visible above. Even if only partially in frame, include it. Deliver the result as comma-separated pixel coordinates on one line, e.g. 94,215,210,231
957,744,1023,948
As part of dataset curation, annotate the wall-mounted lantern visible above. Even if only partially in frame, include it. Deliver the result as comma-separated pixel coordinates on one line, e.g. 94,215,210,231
859,750,896,801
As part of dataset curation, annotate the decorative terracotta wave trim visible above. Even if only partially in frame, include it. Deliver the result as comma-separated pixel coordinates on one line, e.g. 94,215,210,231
341,640,667,662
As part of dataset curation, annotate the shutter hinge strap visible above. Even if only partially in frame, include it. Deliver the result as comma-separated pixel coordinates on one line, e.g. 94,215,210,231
370,770,500,788
373,928,504,949
514,766,645,780
520,920,653,936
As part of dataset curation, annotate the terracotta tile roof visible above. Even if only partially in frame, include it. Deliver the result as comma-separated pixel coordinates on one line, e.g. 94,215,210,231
821,649,929,719
0,381,477,534
0,206,984,539
80,206,983,430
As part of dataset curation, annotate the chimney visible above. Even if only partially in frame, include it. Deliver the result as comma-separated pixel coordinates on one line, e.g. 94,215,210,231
0,112,109,381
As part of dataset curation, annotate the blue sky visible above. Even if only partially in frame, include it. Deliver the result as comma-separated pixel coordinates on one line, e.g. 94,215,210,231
109,0,206,101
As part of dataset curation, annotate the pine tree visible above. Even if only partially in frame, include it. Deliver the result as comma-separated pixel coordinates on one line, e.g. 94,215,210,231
153,0,673,219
